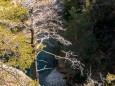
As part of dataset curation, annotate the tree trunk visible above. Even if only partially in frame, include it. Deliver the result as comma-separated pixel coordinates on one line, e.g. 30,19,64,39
29,12,39,81
30,29,35,47
30,28,39,81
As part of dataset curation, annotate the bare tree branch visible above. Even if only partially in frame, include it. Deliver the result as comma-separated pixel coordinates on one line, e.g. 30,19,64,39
37,65,52,72
38,60,48,63
41,49,84,74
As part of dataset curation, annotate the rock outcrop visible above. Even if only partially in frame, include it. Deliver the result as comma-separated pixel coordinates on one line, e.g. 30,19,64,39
0,62,39,86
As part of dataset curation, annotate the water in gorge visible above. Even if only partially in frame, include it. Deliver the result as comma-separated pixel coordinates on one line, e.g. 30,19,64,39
37,42,57,85
37,42,66,86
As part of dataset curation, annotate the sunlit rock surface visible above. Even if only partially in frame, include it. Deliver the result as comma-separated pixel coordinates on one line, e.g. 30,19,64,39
0,62,39,86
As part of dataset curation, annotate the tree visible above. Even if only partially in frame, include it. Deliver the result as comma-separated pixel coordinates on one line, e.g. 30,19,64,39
0,0,35,72
24,0,85,80
62,0,98,61
0,0,40,85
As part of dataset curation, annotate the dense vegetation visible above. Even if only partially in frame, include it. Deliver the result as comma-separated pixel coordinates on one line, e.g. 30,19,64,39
57,0,115,85
0,0,114,86
62,0,97,62
0,0,40,85
0,0,35,71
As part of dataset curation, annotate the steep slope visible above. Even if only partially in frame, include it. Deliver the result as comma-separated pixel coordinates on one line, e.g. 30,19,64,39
0,62,39,86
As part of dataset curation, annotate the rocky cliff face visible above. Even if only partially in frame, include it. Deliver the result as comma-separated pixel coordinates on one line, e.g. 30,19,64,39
0,62,39,86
